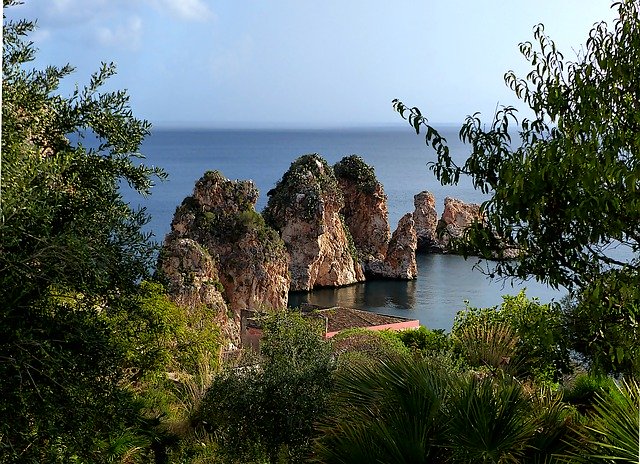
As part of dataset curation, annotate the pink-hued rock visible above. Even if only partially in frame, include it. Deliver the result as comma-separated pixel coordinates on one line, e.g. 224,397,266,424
158,237,226,310
438,196,483,249
264,154,365,291
157,237,239,343
334,155,391,274
378,213,418,279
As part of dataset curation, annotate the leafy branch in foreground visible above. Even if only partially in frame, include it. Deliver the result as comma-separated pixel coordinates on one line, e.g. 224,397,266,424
1,3,178,461
394,0,640,291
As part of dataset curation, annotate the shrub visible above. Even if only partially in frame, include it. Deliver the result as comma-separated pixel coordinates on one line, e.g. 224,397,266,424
565,378,640,463
446,374,539,463
333,154,379,194
198,310,335,463
315,356,451,463
563,269,640,376
453,290,571,382
331,328,410,368
395,326,452,355
562,372,616,415
455,318,521,376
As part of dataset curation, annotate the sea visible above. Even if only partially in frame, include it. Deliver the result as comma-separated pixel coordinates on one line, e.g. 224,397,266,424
124,126,565,330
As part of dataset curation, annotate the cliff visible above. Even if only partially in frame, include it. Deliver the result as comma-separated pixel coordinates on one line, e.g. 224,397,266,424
160,171,290,321
334,155,391,271
157,237,238,343
264,154,365,291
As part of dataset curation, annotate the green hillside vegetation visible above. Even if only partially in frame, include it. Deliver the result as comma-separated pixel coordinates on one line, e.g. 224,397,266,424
2,0,639,462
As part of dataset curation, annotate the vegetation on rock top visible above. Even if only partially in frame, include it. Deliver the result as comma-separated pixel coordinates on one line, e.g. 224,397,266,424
264,154,343,229
333,154,380,194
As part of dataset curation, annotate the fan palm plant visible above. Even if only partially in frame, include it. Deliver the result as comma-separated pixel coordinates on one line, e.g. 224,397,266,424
564,378,639,463
313,356,451,463
445,373,539,463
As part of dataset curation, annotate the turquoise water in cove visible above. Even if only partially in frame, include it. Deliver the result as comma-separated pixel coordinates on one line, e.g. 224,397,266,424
126,126,564,330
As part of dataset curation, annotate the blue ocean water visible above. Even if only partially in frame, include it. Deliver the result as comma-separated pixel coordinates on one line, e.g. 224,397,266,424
126,126,564,330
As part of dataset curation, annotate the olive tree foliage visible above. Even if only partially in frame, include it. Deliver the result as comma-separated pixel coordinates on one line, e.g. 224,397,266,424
393,0,640,292
1,2,170,461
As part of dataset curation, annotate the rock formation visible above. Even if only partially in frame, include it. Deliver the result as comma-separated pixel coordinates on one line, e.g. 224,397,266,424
334,155,391,272
334,155,417,280
159,237,227,310
437,196,483,250
410,193,487,253
369,213,418,279
157,237,239,342
264,154,365,291
160,171,290,321
412,191,442,252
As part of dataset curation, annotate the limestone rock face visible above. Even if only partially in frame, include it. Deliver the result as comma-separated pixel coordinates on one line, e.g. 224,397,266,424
159,238,226,310
437,196,483,249
334,155,391,273
161,171,290,319
412,191,442,252
157,237,239,343
264,154,364,291
370,213,418,279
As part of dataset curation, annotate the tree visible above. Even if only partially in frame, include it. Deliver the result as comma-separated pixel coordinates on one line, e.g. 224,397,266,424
394,1,640,375
393,0,640,292
1,2,172,461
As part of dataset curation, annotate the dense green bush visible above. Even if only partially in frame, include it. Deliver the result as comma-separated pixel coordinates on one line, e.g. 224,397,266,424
394,326,452,355
315,356,451,463
563,269,640,376
198,310,335,463
452,290,571,382
314,356,578,463
565,378,640,463
333,155,379,194
331,328,410,368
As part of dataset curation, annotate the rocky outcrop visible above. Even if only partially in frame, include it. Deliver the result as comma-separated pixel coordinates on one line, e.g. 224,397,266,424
437,197,483,250
264,154,365,291
410,193,519,258
334,155,391,273
333,155,417,280
368,213,418,279
159,238,227,310
412,191,442,252
410,193,488,253
160,171,290,321
385,214,418,279
157,237,239,343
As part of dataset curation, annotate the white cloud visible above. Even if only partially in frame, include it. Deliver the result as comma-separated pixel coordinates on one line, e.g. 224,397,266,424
30,28,52,44
96,16,143,50
153,0,216,22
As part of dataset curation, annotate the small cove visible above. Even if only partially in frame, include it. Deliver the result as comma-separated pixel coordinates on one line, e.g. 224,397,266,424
289,253,565,331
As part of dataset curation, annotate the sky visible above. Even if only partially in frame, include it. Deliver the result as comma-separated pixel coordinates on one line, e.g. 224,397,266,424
4,0,617,128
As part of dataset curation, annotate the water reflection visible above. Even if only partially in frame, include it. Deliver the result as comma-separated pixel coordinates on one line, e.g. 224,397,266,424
288,254,565,331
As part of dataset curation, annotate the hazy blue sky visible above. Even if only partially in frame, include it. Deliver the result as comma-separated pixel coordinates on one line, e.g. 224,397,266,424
6,1,616,128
